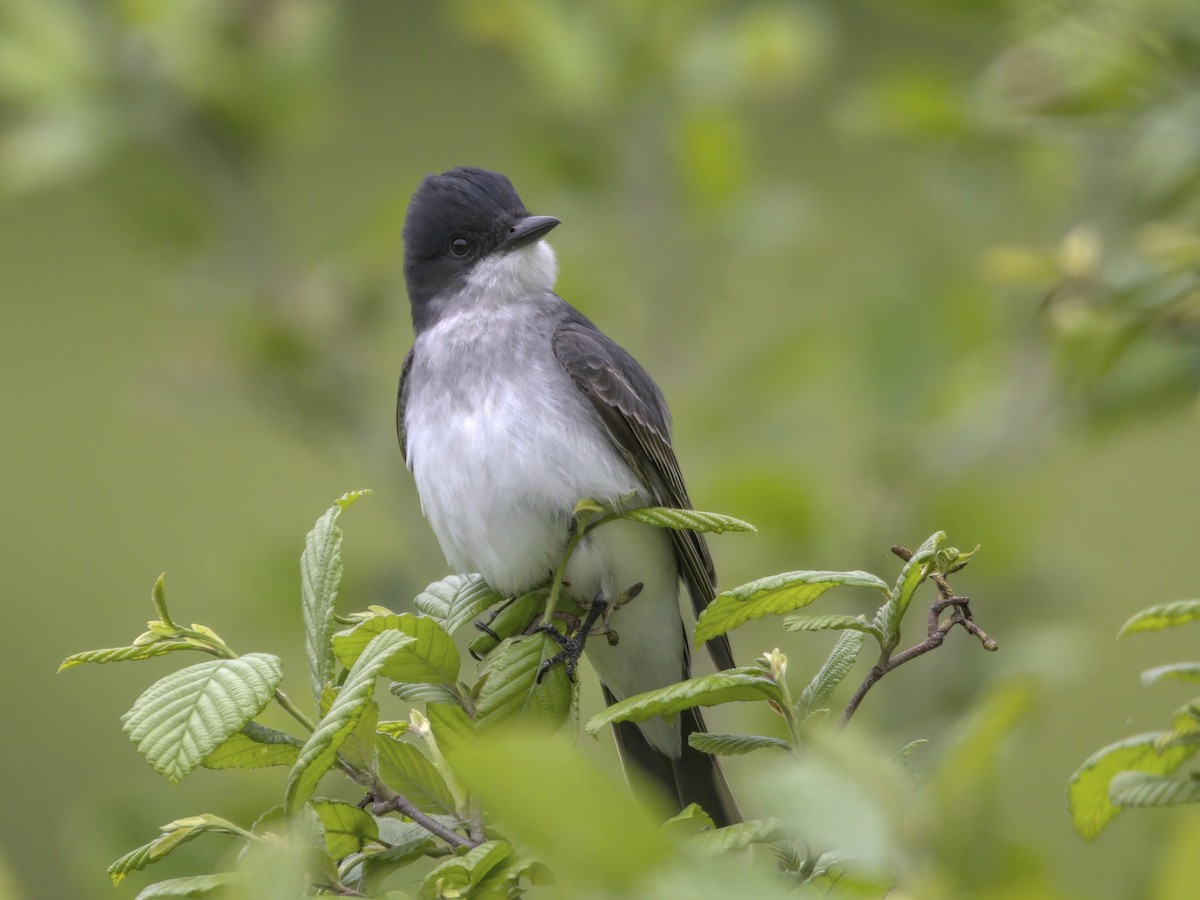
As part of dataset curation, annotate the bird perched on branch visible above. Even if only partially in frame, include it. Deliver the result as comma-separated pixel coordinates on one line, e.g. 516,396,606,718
397,166,738,825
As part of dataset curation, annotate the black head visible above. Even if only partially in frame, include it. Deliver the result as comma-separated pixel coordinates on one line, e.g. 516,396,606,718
402,167,559,325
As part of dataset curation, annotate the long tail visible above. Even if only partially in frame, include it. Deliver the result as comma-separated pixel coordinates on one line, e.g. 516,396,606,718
601,685,741,827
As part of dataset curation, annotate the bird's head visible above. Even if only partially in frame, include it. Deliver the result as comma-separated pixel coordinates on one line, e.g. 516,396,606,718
402,167,560,329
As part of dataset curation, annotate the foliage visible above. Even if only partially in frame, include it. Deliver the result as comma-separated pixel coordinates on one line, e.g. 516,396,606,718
61,493,996,898
1070,599,1200,840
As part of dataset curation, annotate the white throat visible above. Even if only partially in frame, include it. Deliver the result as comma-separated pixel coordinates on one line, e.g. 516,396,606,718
463,239,558,303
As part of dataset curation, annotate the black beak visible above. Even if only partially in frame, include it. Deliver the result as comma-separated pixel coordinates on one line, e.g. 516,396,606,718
502,215,560,250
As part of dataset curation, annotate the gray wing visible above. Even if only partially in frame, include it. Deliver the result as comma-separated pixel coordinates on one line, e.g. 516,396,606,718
396,347,415,464
552,317,735,671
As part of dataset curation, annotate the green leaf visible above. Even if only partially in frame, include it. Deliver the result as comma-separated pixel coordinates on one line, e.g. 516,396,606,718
685,818,785,855
428,702,476,768
301,490,370,708
1109,772,1200,808
390,682,461,705
202,722,302,770
890,739,929,768
783,613,884,643
376,735,459,816
474,633,573,733
1120,600,1200,636
797,630,865,715
617,507,757,535
586,670,781,735
660,804,716,840
876,532,944,650
312,799,379,859
134,874,237,899
286,630,413,813
420,840,512,900
413,574,507,635
332,613,460,686
121,654,283,783
687,732,791,756
58,640,195,671
454,734,675,892
108,816,245,886
467,590,546,658
695,571,889,645
1068,732,1199,839
1142,663,1200,686
351,820,438,892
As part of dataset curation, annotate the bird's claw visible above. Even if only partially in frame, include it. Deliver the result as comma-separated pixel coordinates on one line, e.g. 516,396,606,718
535,591,609,683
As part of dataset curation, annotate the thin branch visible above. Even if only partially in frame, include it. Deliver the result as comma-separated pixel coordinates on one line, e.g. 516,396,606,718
840,546,997,725
369,789,478,850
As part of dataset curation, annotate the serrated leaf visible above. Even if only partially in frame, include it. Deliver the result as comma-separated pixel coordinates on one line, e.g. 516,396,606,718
121,654,283,783
349,822,438,892
468,590,546,658
618,507,757,534
684,818,785,855
797,630,865,715
1068,732,1199,839
1141,663,1200,686
286,631,413,813
876,532,944,650
1108,772,1200,808
474,633,573,733
586,670,781,735
134,873,237,899
413,575,504,635
695,571,889,645
202,722,302,770
376,736,458,816
660,803,716,840
108,816,243,886
58,640,196,672
333,613,460,686
890,739,929,768
312,799,379,859
783,614,884,643
687,732,791,756
420,840,512,900
1120,600,1200,636
390,682,461,705
302,493,369,707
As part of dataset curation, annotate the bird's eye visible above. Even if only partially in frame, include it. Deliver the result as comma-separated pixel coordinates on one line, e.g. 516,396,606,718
449,237,471,257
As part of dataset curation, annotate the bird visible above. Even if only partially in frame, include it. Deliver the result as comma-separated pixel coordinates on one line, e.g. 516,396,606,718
396,166,738,826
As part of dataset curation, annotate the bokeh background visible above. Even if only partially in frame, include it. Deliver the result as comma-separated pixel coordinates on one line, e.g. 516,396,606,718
4,1,1200,897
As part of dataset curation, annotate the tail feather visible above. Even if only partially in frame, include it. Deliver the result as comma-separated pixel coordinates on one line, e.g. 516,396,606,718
601,685,741,827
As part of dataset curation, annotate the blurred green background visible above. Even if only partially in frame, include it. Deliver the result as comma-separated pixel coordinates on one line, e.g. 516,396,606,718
4,0,1200,897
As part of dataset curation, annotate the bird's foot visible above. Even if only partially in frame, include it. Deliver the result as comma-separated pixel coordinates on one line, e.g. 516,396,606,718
536,591,609,683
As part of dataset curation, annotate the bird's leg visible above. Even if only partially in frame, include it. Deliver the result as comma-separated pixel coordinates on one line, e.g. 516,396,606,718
536,590,609,683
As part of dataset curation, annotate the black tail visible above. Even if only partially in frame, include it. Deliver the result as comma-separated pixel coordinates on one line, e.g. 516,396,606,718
601,685,741,827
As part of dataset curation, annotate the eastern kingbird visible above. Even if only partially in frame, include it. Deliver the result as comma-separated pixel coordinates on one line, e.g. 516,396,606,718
397,167,738,825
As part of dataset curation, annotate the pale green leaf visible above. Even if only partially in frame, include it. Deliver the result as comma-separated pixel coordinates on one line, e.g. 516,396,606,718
618,507,757,535
660,803,716,840
302,491,370,706
1109,772,1200,808
286,631,413,813
420,840,512,899
685,818,785,855
453,734,674,892
58,640,195,672
783,613,884,643
312,799,379,859
797,630,865,715
376,736,458,816
586,669,781,735
1120,600,1200,636
687,732,791,756
447,577,506,635
876,532,944,650
121,654,283,783
428,702,475,767
891,739,929,768
134,873,237,899
1068,732,1199,839
695,571,889,645
467,590,546,658
1142,663,1200,686
390,682,461,705
332,613,459,686
474,633,573,733
350,820,438,891
108,816,244,886
202,722,302,770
